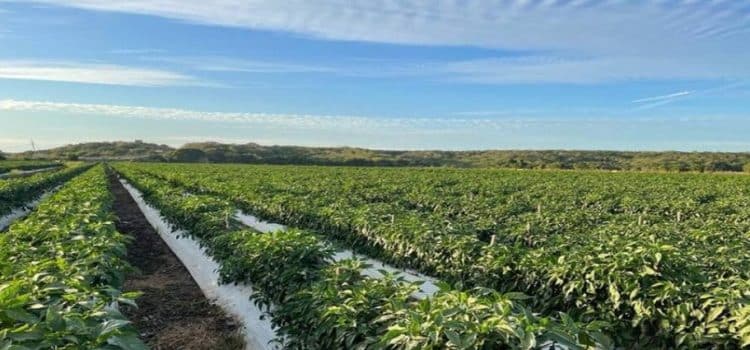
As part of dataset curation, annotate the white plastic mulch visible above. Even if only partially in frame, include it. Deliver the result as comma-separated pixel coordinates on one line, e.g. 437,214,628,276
120,180,279,350
0,166,60,179
235,210,440,299
0,189,58,231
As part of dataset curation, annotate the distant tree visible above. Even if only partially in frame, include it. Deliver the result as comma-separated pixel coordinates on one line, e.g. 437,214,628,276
0,151,5,160
743,163,750,173
143,154,169,162
66,153,80,161
170,148,208,163
706,161,737,172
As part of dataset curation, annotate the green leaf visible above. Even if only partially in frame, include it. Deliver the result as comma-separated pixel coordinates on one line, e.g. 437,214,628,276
99,319,131,337
4,309,37,324
706,306,724,323
107,335,148,350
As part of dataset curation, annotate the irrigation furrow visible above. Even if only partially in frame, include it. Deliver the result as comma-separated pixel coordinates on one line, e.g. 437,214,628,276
120,179,279,350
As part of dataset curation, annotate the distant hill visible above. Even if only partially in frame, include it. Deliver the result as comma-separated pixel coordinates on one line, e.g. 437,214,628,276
176,142,750,172
8,140,750,172
10,141,173,161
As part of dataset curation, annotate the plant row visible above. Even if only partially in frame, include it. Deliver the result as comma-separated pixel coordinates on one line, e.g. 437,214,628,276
0,164,90,218
0,160,60,175
0,165,146,349
114,164,612,350
119,162,750,348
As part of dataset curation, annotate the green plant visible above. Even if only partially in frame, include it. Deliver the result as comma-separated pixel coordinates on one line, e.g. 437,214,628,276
115,164,614,349
0,165,145,349
114,162,750,346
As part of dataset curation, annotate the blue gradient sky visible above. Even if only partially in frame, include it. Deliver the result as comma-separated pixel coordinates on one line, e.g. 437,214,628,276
0,1,748,152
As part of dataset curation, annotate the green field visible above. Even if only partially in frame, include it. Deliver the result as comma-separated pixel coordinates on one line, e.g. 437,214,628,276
2,162,749,349
0,160,60,175
113,163,750,348
0,165,145,349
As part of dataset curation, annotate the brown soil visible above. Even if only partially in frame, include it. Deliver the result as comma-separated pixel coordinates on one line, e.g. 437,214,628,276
107,172,245,350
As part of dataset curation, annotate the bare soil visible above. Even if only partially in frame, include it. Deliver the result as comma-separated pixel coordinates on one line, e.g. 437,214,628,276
108,172,244,350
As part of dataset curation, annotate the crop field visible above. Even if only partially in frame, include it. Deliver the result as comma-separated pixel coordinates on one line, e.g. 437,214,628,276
0,160,61,177
0,165,145,348
2,162,750,349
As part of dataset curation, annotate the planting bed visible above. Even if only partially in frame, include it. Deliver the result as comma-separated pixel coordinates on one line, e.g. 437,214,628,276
108,172,245,349
11,160,747,348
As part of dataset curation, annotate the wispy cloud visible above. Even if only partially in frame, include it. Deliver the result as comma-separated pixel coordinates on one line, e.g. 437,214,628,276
633,91,694,104
2,99,749,152
631,81,749,110
130,53,750,84
0,98,514,130
435,55,749,84
146,56,335,74
110,48,167,55
18,1,750,51
0,60,206,87
9,1,750,84
0,137,29,146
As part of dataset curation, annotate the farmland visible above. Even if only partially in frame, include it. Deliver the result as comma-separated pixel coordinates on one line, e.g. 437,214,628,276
2,161,750,349
0,160,60,174
0,165,145,349
114,162,750,348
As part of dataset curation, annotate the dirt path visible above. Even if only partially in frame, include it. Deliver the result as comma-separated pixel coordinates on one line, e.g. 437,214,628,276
108,172,244,350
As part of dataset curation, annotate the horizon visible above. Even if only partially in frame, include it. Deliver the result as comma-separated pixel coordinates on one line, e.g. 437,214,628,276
1,1,749,152
6,139,750,155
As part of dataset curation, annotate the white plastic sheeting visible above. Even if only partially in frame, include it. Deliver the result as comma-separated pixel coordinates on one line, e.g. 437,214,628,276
0,188,57,231
0,166,60,179
331,251,439,299
235,210,440,299
235,211,286,233
121,180,279,350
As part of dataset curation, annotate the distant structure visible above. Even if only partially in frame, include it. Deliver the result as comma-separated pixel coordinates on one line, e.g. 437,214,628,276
30,139,37,159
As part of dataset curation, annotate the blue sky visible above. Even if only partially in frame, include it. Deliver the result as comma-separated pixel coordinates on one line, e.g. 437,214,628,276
0,1,749,152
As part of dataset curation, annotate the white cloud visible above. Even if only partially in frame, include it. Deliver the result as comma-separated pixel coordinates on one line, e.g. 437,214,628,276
2,99,749,152
0,60,204,86
13,0,749,84
16,1,749,53
631,81,748,110
0,137,29,145
146,56,335,74
633,91,693,104
436,55,750,84
110,48,167,55
0,98,525,130
0,137,73,153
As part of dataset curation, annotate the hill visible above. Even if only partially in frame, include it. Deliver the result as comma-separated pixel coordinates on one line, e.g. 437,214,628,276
175,142,750,172
7,141,750,172
10,141,173,161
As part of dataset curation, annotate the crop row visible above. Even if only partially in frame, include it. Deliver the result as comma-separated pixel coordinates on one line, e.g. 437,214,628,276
114,164,612,349
0,160,60,175
0,164,90,218
119,162,750,347
0,166,145,349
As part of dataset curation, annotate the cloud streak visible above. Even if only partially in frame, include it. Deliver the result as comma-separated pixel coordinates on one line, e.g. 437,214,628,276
631,81,748,110
0,60,205,87
633,91,693,104
0,99,448,130
0,99,540,131
17,1,750,52
146,56,335,74
14,0,749,84
2,99,749,152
